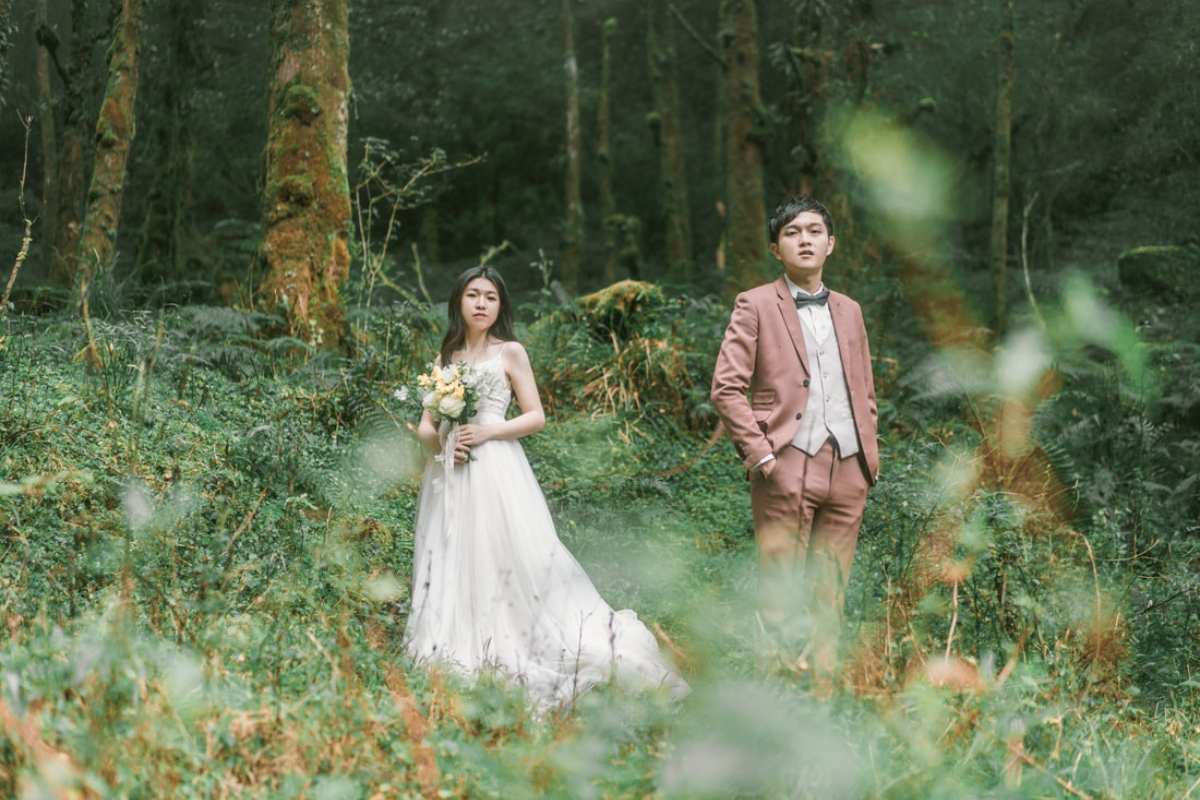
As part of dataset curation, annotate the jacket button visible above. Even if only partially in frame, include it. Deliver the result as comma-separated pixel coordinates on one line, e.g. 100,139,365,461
795,412,803,420
803,379,810,387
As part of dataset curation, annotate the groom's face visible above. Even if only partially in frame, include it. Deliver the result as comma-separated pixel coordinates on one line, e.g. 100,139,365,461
770,211,835,281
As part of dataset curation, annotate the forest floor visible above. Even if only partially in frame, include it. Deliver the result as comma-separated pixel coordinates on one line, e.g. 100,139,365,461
1,239,1199,797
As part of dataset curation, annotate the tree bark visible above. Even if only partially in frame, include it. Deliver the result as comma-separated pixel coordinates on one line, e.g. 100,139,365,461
789,5,828,197
36,0,58,247
135,0,207,294
259,0,352,346
560,0,583,295
648,0,692,275
76,0,145,282
990,0,1014,338
0,0,13,113
598,18,616,284
719,0,768,297
46,0,104,286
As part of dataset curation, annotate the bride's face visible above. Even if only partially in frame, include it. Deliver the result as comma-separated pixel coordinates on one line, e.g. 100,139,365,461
461,277,501,334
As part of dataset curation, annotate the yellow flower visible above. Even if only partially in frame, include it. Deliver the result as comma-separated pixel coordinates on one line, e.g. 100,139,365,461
453,385,464,400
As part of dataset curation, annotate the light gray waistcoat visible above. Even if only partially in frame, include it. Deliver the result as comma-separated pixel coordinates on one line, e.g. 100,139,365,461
792,312,860,458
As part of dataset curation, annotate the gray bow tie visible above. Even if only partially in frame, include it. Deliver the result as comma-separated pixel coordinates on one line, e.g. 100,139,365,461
794,290,829,309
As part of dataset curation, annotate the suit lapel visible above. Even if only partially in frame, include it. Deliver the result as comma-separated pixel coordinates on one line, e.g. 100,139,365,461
773,276,811,377
828,292,856,383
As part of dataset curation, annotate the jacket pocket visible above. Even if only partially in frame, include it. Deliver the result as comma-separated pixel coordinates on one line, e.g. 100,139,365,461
752,389,776,407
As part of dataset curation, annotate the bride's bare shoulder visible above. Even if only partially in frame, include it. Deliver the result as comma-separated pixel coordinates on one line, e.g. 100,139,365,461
499,340,533,373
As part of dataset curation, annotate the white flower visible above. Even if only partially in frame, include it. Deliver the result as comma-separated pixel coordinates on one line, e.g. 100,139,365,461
461,373,478,388
393,386,409,402
422,391,438,410
437,394,466,419
441,364,459,382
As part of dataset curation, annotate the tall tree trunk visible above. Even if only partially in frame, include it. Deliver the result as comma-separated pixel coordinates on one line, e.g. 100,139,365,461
789,4,828,197
135,0,207,294
719,0,768,297
989,0,1014,338
648,0,692,275
76,0,145,281
560,0,583,295
598,17,616,284
36,0,58,246
0,0,13,113
259,0,352,346
47,0,104,286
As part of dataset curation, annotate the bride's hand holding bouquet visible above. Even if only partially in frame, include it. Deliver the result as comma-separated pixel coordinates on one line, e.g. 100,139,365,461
418,361,481,466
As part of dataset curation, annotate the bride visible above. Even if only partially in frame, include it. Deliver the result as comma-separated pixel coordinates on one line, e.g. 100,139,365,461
405,266,688,708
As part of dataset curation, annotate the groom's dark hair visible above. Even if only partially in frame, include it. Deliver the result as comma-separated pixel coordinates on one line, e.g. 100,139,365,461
440,266,517,367
769,195,835,244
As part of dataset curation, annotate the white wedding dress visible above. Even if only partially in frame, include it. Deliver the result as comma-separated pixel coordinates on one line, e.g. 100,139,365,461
405,351,688,708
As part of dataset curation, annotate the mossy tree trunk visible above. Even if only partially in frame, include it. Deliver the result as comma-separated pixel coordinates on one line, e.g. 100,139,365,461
598,18,616,284
36,0,58,244
76,0,145,282
989,0,1014,338
44,0,105,286
719,0,768,297
560,0,583,295
259,0,352,347
135,0,207,294
648,0,692,276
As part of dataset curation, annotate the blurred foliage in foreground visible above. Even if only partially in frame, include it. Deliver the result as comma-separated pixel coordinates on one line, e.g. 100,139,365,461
2,261,1200,797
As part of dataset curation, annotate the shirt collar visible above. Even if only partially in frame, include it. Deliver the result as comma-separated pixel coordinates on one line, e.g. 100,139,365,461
784,275,826,298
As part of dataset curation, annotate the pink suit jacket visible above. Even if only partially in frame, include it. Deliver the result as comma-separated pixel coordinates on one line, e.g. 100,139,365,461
711,276,879,484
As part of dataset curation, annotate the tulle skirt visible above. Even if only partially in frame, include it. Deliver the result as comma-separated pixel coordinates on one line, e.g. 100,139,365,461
404,432,688,708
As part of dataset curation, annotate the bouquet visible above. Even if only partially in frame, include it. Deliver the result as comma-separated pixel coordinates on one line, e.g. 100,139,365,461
417,362,479,424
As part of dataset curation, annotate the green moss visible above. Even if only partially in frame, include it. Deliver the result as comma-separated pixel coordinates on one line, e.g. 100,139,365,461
577,280,665,340
98,118,119,148
279,174,314,206
283,81,322,123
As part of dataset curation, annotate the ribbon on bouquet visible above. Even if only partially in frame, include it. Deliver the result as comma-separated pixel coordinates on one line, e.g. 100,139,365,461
433,422,460,542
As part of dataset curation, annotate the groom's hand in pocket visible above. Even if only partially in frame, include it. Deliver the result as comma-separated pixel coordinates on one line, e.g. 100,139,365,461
753,455,782,482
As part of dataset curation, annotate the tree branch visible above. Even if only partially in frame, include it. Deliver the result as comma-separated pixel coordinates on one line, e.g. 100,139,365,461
2,116,34,314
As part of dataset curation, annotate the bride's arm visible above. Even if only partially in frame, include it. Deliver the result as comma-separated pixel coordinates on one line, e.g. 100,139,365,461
457,342,545,446
416,409,441,452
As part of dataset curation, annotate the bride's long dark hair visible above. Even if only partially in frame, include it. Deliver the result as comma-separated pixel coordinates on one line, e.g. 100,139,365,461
439,266,517,366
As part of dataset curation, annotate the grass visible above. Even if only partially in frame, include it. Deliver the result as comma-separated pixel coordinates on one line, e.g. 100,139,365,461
1,270,1199,798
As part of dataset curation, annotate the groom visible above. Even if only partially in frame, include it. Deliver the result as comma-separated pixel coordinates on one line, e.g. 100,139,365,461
711,195,879,680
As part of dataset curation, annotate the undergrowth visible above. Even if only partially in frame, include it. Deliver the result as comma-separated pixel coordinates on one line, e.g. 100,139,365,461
1,274,1199,798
